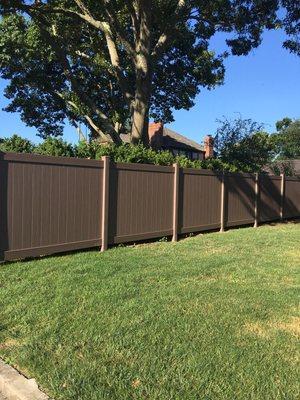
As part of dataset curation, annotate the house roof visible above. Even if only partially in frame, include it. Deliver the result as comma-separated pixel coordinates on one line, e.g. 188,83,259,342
162,127,204,152
120,127,205,153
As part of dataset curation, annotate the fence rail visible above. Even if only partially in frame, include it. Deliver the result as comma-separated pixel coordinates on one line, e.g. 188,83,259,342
0,151,299,261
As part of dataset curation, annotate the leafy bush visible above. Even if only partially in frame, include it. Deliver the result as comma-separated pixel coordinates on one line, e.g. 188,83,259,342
34,137,74,157
267,160,296,176
75,141,201,168
0,135,251,172
0,134,34,153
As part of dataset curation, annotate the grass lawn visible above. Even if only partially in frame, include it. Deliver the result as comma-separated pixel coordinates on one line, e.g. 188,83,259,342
0,222,299,400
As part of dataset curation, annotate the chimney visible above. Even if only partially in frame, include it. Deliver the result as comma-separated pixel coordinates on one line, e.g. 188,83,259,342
148,122,163,149
204,135,214,159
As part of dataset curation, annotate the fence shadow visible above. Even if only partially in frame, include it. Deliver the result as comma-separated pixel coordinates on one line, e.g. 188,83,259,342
225,174,255,223
0,152,8,261
108,163,119,243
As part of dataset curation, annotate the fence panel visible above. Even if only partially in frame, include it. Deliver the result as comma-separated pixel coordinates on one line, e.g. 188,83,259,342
284,177,300,218
226,173,256,227
180,169,222,233
1,151,299,262
259,175,282,222
108,163,174,243
0,153,103,260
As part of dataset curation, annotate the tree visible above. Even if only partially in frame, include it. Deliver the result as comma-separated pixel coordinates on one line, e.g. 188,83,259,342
281,1,300,56
215,116,275,172
272,118,300,159
0,134,34,153
34,137,75,157
0,1,280,144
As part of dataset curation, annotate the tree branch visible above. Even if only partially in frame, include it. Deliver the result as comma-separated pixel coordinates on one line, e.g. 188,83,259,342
56,93,108,141
48,2,135,105
151,0,190,59
28,11,122,144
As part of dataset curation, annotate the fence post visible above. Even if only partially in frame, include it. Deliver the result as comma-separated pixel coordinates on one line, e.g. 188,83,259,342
280,173,285,220
220,171,226,232
101,156,110,252
172,163,179,242
254,173,259,228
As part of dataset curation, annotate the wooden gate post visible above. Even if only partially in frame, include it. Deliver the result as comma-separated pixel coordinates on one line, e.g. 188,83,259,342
254,173,259,228
172,163,179,242
280,173,285,220
220,171,226,232
101,156,110,252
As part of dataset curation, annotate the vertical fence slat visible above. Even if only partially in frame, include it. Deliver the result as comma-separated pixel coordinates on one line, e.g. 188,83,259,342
101,156,110,252
280,173,285,220
254,173,259,228
220,172,226,232
172,163,179,242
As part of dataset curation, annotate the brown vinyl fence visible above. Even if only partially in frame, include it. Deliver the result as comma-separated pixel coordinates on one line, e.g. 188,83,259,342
0,151,299,261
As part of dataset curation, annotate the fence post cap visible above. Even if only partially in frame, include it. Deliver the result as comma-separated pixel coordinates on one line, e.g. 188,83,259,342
101,155,110,161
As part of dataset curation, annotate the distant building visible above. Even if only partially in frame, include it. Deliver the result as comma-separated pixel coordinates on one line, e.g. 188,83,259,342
121,122,214,160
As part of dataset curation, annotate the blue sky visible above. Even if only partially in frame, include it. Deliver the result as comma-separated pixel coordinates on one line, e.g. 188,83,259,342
0,28,299,145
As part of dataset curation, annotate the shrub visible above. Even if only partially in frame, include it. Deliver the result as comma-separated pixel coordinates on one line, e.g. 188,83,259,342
0,134,34,153
34,137,75,157
0,135,244,172
74,140,93,159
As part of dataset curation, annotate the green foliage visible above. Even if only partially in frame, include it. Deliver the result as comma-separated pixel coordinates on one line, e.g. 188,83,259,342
215,117,275,172
75,141,234,170
0,132,277,173
281,1,300,56
0,134,34,153
34,138,75,157
0,1,283,142
272,118,300,159
267,160,296,176
74,140,95,159
275,117,292,131
75,141,202,168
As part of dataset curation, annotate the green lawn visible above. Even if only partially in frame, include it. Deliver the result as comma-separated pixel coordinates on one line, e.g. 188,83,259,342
0,223,299,400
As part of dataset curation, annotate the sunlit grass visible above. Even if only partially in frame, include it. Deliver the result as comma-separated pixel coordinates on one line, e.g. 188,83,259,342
0,222,299,400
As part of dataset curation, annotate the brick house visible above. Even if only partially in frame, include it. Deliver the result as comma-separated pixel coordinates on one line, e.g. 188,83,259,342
121,122,214,160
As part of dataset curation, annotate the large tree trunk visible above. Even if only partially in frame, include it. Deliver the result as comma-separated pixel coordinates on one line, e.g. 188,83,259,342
131,71,151,145
131,0,152,146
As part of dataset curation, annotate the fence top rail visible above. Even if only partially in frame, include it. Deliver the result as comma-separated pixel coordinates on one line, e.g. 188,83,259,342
114,162,174,173
260,174,282,181
226,172,255,178
285,176,300,181
182,168,257,178
182,168,222,177
0,151,103,168
0,151,298,180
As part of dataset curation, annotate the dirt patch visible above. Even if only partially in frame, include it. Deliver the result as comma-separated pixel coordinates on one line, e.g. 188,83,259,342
243,316,300,339
273,317,300,338
243,322,269,338
0,339,20,350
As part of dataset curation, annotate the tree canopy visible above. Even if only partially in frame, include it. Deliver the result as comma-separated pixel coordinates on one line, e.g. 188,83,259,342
214,116,275,172
0,0,283,144
272,118,300,159
281,1,300,56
